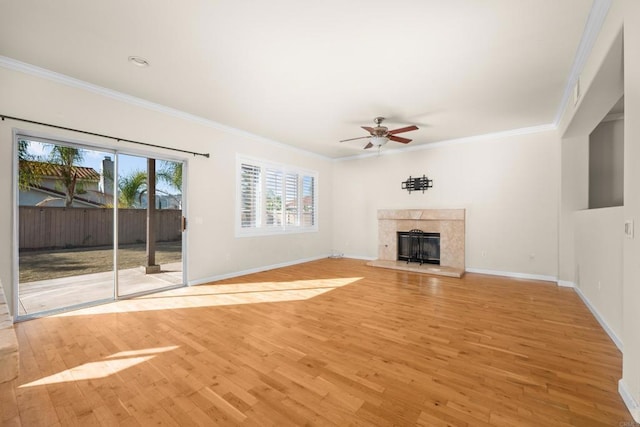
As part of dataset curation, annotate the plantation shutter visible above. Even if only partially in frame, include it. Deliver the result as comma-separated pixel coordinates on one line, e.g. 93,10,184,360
302,175,315,227
285,173,299,226
264,168,283,226
240,163,260,228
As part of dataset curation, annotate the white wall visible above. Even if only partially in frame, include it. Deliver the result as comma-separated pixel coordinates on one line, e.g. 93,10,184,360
0,66,334,316
558,0,640,420
574,207,623,343
559,135,589,284
558,16,623,286
622,0,640,419
332,130,560,279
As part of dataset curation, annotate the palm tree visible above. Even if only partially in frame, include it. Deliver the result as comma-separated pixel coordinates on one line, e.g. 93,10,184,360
118,170,147,208
17,139,41,190
18,139,29,160
48,145,85,208
157,161,182,191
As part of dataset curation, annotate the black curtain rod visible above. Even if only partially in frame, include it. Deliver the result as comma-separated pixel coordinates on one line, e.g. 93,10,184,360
1,114,210,158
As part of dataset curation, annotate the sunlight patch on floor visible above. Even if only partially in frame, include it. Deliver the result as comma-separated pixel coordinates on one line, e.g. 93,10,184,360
19,346,179,388
53,277,363,316
106,345,180,359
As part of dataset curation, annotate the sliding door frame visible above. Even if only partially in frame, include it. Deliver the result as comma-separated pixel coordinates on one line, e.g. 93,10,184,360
12,128,188,321
114,152,188,299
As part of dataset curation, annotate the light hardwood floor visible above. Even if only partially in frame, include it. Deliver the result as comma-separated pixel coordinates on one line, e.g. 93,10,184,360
0,258,635,426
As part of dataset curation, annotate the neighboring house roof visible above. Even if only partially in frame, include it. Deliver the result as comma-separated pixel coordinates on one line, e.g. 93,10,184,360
20,160,100,181
25,185,105,207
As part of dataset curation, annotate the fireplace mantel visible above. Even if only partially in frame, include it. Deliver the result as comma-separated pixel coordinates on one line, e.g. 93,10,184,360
368,209,465,277
377,209,465,222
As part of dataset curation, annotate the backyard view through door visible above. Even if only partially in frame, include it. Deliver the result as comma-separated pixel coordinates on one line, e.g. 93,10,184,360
17,137,184,317
117,154,183,297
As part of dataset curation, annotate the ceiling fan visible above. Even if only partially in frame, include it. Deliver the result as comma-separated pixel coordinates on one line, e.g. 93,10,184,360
340,117,419,149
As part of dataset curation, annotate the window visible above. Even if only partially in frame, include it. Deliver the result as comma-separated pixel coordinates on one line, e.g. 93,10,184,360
237,156,318,235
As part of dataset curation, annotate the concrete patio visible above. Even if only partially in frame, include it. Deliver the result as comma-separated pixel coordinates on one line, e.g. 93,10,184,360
18,262,183,316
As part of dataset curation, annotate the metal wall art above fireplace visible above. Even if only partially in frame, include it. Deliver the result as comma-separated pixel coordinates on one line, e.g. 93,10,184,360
401,175,433,193
397,230,441,265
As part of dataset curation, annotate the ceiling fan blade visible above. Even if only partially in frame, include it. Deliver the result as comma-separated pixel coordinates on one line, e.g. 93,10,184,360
389,135,412,144
364,142,374,149
340,136,371,142
388,125,419,135
361,126,375,134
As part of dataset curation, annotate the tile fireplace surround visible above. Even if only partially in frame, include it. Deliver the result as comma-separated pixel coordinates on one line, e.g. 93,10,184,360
367,209,465,278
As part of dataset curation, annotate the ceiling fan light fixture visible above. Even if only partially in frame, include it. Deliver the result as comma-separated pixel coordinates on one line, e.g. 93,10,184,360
339,117,418,150
128,56,150,67
370,136,389,147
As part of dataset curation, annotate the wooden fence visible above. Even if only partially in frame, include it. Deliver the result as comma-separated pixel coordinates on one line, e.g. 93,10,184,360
19,207,182,250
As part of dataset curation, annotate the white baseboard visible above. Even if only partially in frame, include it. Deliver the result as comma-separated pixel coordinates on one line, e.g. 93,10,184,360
557,280,576,288
619,379,640,423
572,285,623,352
458,272,625,352
465,267,557,283
188,254,330,286
342,254,376,261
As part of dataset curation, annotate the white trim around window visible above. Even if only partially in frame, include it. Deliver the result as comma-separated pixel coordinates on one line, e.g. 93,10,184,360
236,155,318,237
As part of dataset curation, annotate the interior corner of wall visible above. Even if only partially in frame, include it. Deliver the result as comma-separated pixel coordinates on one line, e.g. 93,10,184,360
557,280,576,288
618,379,640,423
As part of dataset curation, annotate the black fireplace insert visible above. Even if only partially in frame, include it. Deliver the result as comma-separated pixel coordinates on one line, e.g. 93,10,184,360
397,230,440,265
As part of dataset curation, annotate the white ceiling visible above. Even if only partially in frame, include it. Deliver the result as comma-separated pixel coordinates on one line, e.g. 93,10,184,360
0,0,595,158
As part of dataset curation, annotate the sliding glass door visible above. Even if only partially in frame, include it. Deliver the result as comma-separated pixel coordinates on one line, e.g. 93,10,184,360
116,154,184,297
17,138,116,315
16,136,185,318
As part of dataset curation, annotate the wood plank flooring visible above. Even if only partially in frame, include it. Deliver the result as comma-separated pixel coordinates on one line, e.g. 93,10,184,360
0,258,635,426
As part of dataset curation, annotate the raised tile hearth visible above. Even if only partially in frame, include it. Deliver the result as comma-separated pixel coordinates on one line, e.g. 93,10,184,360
367,209,465,278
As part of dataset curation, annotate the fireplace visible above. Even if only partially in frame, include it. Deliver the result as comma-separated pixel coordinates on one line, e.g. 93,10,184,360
397,231,440,265
367,209,465,278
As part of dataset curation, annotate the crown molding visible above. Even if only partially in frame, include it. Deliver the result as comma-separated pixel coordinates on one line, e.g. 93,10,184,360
2,7,600,166
0,55,330,161
553,0,613,125
602,112,624,123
